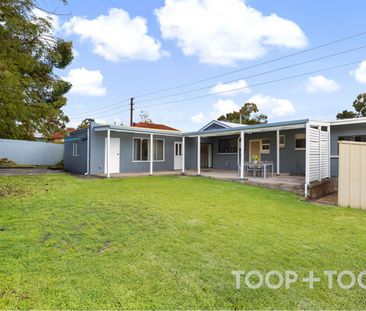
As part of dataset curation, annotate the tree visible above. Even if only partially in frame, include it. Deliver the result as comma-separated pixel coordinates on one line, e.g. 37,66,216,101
336,93,366,119
0,0,73,140
77,118,95,129
218,103,268,125
139,110,152,123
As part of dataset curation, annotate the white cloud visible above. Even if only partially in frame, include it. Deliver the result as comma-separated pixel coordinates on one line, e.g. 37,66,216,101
305,75,340,93
63,67,106,96
72,48,79,58
209,80,251,96
248,94,295,118
191,112,206,123
63,8,167,62
212,99,239,116
155,0,307,65
350,60,366,84
32,8,60,32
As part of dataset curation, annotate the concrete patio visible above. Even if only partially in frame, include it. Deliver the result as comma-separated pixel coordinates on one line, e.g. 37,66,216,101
96,168,305,195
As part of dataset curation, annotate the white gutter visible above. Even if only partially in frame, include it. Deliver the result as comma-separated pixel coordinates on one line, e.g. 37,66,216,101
330,117,366,126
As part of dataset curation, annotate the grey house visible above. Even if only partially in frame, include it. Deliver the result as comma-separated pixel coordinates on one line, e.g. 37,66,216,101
64,118,366,196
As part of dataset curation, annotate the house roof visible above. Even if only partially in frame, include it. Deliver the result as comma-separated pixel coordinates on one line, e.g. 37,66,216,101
199,120,245,131
330,117,366,126
52,128,76,139
132,122,180,131
186,119,310,137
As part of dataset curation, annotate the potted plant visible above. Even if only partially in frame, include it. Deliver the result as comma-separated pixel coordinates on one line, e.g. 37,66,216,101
252,155,259,164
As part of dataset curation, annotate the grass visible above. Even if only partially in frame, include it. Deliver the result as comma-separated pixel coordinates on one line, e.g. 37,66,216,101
1,174,366,309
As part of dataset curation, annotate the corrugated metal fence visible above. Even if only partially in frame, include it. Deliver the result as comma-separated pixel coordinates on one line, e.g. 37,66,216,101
338,141,366,209
0,139,64,166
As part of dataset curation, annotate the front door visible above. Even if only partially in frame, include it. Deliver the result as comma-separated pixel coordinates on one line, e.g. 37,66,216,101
249,140,261,161
104,137,120,173
174,141,182,170
201,143,213,168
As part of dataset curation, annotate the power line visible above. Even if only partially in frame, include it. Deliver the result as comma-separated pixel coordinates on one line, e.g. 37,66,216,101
69,98,130,118
68,30,366,119
133,31,366,99
135,60,361,110
135,44,366,104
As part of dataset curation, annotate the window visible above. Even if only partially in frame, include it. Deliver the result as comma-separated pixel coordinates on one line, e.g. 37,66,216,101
280,135,285,148
72,142,79,156
133,138,164,161
218,139,237,153
175,143,182,156
133,138,148,161
153,139,164,161
295,133,306,150
261,139,270,154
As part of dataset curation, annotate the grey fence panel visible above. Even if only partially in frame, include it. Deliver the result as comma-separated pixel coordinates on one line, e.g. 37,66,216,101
0,139,64,165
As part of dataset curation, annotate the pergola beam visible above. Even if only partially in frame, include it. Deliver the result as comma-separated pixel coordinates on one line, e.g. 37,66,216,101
182,136,185,174
149,133,153,175
276,129,280,175
197,136,201,175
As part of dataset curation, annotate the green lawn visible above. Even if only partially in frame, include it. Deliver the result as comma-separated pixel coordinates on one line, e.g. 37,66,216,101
1,174,366,309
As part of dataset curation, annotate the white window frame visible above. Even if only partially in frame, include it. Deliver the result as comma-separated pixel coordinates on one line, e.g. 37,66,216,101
72,141,79,156
132,137,165,162
295,133,306,150
279,135,285,148
260,138,270,154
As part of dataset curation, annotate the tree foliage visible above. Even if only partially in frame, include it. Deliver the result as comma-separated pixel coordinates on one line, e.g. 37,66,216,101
337,93,366,119
78,118,95,129
218,103,268,125
0,0,73,139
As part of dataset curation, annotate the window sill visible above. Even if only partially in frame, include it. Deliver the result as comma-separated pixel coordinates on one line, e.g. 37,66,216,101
132,160,166,163
294,148,305,151
217,152,237,155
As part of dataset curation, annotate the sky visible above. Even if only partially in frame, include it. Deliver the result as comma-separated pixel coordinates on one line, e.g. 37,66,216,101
40,0,366,131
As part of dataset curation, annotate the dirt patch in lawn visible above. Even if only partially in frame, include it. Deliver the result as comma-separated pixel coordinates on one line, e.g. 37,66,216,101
0,184,27,197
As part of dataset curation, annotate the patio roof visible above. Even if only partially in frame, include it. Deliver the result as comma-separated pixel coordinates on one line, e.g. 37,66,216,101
93,124,183,137
185,119,310,137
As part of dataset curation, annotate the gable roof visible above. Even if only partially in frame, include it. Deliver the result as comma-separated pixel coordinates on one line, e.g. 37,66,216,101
199,120,244,132
132,122,180,132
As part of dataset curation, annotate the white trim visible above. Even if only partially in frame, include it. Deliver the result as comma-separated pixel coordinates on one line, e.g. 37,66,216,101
260,138,270,154
198,120,229,132
276,130,280,175
187,123,307,138
318,126,322,182
132,137,165,162
182,137,185,173
328,125,331,178
197,136,201,175
86,126,90,174
150,133,153,175
330,117,366,126
240,131,245,179
174,141,183,170
106,129,110,178
94,126,182,137
305,123,310,197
